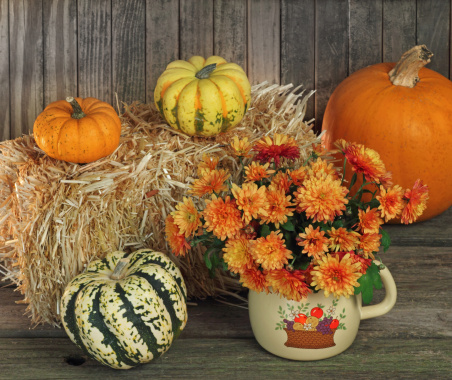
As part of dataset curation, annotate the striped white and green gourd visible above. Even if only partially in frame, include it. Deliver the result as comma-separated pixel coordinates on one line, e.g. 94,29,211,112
60,249,187,370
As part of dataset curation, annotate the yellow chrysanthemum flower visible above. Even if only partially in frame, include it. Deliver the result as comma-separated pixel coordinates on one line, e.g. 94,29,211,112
357,207,384,234
327,227,361,252
249,231,293,271
259,187,295,228
230,136,252,158
297,225,329,260
171,197,202,238
376,185,404,222
189,169,230,197
244,161,275,182
203,195,244,241
231,183,268,224
310,253,363,298
294,174,348,223
223,237,254,274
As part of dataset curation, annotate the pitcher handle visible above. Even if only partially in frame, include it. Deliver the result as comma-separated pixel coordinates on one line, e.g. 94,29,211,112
360,263,397,320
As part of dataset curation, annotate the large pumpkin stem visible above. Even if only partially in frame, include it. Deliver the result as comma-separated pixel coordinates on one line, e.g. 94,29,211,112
388,45,433,88
66,96,86,119
195,63,217,79
110,258,130,280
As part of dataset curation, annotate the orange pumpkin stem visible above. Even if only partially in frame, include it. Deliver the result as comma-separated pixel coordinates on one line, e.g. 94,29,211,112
388,45,433,88
110,258,130,280
66,96,86,119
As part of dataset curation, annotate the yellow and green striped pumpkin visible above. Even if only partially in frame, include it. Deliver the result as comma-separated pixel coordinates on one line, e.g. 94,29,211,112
154,55,251,137
60,249,187,370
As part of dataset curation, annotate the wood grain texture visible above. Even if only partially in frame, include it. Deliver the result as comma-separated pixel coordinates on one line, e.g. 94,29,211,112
146,0,179,99
349,0,383,73
247,0,280,85
281,0,315,122
315,0,349,129
382,0,416,63
112,0,146,109
77,0,112,103
213,0,247,71
0,337,450,378
9,0,43,137
43,0,77,106
180,0,214,60
0,0,9,141
417,0,450,77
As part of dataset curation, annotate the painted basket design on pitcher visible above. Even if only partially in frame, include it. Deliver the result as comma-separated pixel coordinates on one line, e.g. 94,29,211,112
284,328,337,349
276,300,346,350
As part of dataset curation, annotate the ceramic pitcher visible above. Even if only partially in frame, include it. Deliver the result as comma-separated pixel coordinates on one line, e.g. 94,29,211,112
248,265,397,360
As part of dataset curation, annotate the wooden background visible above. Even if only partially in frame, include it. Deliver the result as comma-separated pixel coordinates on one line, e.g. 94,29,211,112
1,0,451,140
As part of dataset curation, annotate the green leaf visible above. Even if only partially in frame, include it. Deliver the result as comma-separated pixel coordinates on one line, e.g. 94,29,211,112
354,262,383,304
281,220,295,232
366,198,380,209
260,224,271,238
332,220,344,229
350,172,358,188
204,250,212,270
380,228,391,252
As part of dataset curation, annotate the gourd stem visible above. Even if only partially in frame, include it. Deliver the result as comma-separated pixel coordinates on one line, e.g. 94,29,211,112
195,63,217,79
388,45,433,88
66,96,86,119
110,258,130,280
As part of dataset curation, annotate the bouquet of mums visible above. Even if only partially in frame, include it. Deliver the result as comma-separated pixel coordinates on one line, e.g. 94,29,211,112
165,133,428,303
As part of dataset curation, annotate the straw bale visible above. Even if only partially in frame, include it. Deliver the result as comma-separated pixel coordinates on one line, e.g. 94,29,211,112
0,82,320,326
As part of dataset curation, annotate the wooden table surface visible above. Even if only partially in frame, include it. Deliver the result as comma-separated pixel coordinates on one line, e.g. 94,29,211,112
1,209,451,379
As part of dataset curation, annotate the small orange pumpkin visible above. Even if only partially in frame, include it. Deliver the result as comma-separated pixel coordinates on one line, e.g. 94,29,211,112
322,45,452,222
33,97,122,163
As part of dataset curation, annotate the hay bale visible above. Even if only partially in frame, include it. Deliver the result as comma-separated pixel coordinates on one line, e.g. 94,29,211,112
0,82,320,326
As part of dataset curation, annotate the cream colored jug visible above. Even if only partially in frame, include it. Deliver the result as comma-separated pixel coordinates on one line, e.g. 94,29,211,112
248,265,397,360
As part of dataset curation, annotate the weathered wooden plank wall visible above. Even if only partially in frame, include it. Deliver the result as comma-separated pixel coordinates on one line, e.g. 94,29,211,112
1,0,451,139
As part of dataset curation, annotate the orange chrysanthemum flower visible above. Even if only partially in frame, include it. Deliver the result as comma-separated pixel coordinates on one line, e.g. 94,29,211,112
337,140,387,184
297,225,329,260
312,143,331,158
358,233,382,259
253,133,300,166
401,179,429,224
239,267,269,293
376,185,404,222
171,197,202,237
231,183,268,224
164,215,191,257
197,154,220,176
265,269,311,302
260,188,295,228
244,161,275,182
203,195,244,241
189,169,230,197
307,158,340,180
222,237,254,274
335,251,372,274
379,171,393,189
230,136,252,158
310,253,363,298
249,231,293,271
289,167,307,186
270,171,293,193
357,207,384,234
327,227,361,252
294,175,348,222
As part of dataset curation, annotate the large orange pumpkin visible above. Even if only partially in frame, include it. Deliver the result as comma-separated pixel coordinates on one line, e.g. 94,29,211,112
33,97,122,163
322,45,452,222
